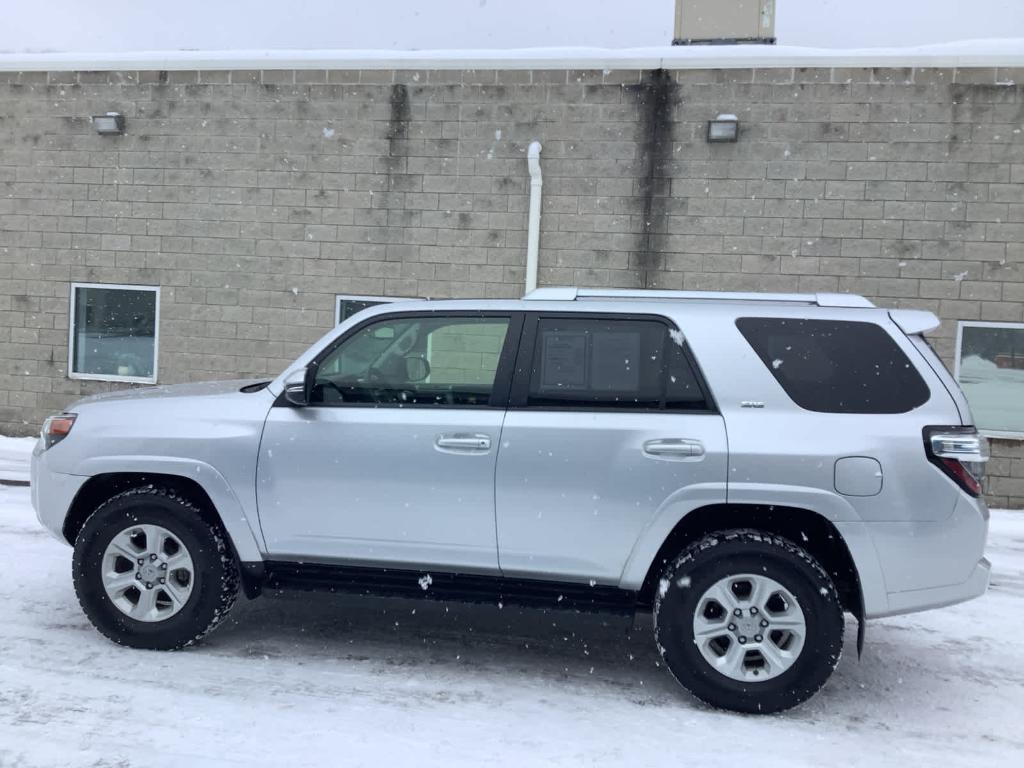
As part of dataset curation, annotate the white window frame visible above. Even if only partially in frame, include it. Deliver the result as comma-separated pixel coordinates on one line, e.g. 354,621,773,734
954,320,1024,440
335,294,406,326
68,282,160,384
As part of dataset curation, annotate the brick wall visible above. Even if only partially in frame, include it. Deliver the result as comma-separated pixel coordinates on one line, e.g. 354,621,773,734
0,65,1022,505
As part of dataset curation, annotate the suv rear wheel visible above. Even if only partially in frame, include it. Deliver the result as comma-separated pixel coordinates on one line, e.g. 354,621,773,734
654,529,844,714
72,486,239,650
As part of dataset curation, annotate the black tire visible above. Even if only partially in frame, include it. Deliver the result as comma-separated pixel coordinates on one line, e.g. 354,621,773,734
72,486,240,650
654,529,844,714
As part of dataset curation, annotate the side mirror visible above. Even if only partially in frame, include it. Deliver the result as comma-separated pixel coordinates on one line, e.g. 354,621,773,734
283,365,314,407
404,355,430,383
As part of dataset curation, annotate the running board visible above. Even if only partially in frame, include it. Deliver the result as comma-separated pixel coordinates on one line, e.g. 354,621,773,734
261,561,639,615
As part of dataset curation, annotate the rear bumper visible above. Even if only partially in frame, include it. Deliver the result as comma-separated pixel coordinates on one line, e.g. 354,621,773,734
876,557,990,618
862,493,990,618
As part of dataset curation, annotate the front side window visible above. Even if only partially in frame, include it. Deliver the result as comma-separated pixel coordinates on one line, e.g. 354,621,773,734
956,321,1024,437
736,317,929,414
69,283,159,383
314,315,511,407
526,317,708,410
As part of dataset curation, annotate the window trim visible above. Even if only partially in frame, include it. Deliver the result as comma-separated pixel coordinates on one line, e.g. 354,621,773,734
954,320,1024,440
290,309,524,410
335,294,409,326
508,312,719,415
68,282,160,384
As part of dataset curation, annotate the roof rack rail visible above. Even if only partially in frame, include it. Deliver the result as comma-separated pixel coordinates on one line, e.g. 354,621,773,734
522,287,874,308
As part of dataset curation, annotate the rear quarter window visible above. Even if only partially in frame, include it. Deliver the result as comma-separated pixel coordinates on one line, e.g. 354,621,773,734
736,317,930,414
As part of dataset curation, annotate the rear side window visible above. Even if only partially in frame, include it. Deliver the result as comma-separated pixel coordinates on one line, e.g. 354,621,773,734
736,317,929,414
527,317,708,410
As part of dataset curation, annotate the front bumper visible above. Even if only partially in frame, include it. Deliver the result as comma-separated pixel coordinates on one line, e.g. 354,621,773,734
31,441,88,545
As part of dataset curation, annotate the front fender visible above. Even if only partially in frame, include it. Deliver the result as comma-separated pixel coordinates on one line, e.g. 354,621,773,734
73,455,264,562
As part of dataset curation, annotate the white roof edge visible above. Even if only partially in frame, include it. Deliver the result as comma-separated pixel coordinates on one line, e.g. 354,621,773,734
2,40,1023,72
523,287,579,301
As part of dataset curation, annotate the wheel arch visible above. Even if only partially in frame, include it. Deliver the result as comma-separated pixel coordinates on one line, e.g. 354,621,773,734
62,471,264,598
634,503,863,617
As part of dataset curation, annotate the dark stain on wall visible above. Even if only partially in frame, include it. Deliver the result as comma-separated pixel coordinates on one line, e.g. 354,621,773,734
384,83,411,175
627,69,677,288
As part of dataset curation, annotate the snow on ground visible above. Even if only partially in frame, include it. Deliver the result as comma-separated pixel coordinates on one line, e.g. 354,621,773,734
1,480,1023,766
0,436,33,484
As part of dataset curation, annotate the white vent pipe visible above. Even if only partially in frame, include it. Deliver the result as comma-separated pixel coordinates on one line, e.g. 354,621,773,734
525,140,543,295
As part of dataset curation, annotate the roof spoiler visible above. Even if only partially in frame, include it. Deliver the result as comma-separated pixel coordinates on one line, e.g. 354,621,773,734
889,309,941,335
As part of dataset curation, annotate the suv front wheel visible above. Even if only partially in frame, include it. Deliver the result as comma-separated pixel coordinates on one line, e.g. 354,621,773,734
72,486,239,650
654,529,844,714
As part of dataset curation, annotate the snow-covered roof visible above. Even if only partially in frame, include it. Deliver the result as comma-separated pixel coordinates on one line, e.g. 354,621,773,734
1,39,1023,72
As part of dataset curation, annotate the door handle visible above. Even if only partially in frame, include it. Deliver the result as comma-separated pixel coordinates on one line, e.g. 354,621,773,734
643,438,705,458
435,433,492,452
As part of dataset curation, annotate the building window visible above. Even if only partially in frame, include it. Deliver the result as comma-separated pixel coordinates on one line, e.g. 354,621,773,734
336,295,405,325
956,321,1024,438
69,283,159,384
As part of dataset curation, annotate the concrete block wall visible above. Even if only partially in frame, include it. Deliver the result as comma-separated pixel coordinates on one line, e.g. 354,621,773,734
0,65,1022,505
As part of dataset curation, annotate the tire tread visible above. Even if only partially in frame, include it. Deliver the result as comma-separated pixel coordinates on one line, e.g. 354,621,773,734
72,484,239,650
653,528,844,714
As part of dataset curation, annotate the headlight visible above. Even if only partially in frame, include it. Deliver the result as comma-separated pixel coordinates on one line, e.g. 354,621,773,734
41,413,76,449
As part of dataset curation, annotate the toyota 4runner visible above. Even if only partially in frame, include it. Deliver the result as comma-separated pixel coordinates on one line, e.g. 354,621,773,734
32,287,991,713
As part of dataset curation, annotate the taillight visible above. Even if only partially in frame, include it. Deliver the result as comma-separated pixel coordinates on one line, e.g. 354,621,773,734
923,426,988,497
41,413,76,449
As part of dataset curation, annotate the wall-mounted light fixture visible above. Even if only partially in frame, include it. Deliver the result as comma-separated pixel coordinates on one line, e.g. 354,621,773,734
707,113,739,143
92,112,125,135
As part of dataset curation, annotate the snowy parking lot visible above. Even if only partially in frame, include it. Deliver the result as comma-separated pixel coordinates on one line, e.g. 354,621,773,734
1,478,1022,767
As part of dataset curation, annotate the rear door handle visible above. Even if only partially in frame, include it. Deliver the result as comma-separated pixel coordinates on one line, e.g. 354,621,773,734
436,433,492,452
643,438,704,458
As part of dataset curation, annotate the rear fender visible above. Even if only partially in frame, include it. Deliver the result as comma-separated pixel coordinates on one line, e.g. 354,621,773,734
620,482,889,618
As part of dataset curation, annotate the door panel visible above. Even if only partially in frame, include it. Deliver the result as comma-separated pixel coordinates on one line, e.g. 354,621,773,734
258,407,504,571
495,313,728,584
496,411,727,582
256,311,518,573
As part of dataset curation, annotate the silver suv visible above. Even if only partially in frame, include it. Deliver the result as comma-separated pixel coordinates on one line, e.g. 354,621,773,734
32,288,991,713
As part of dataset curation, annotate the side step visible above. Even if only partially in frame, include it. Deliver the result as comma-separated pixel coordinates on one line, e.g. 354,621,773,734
261,561,639,615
